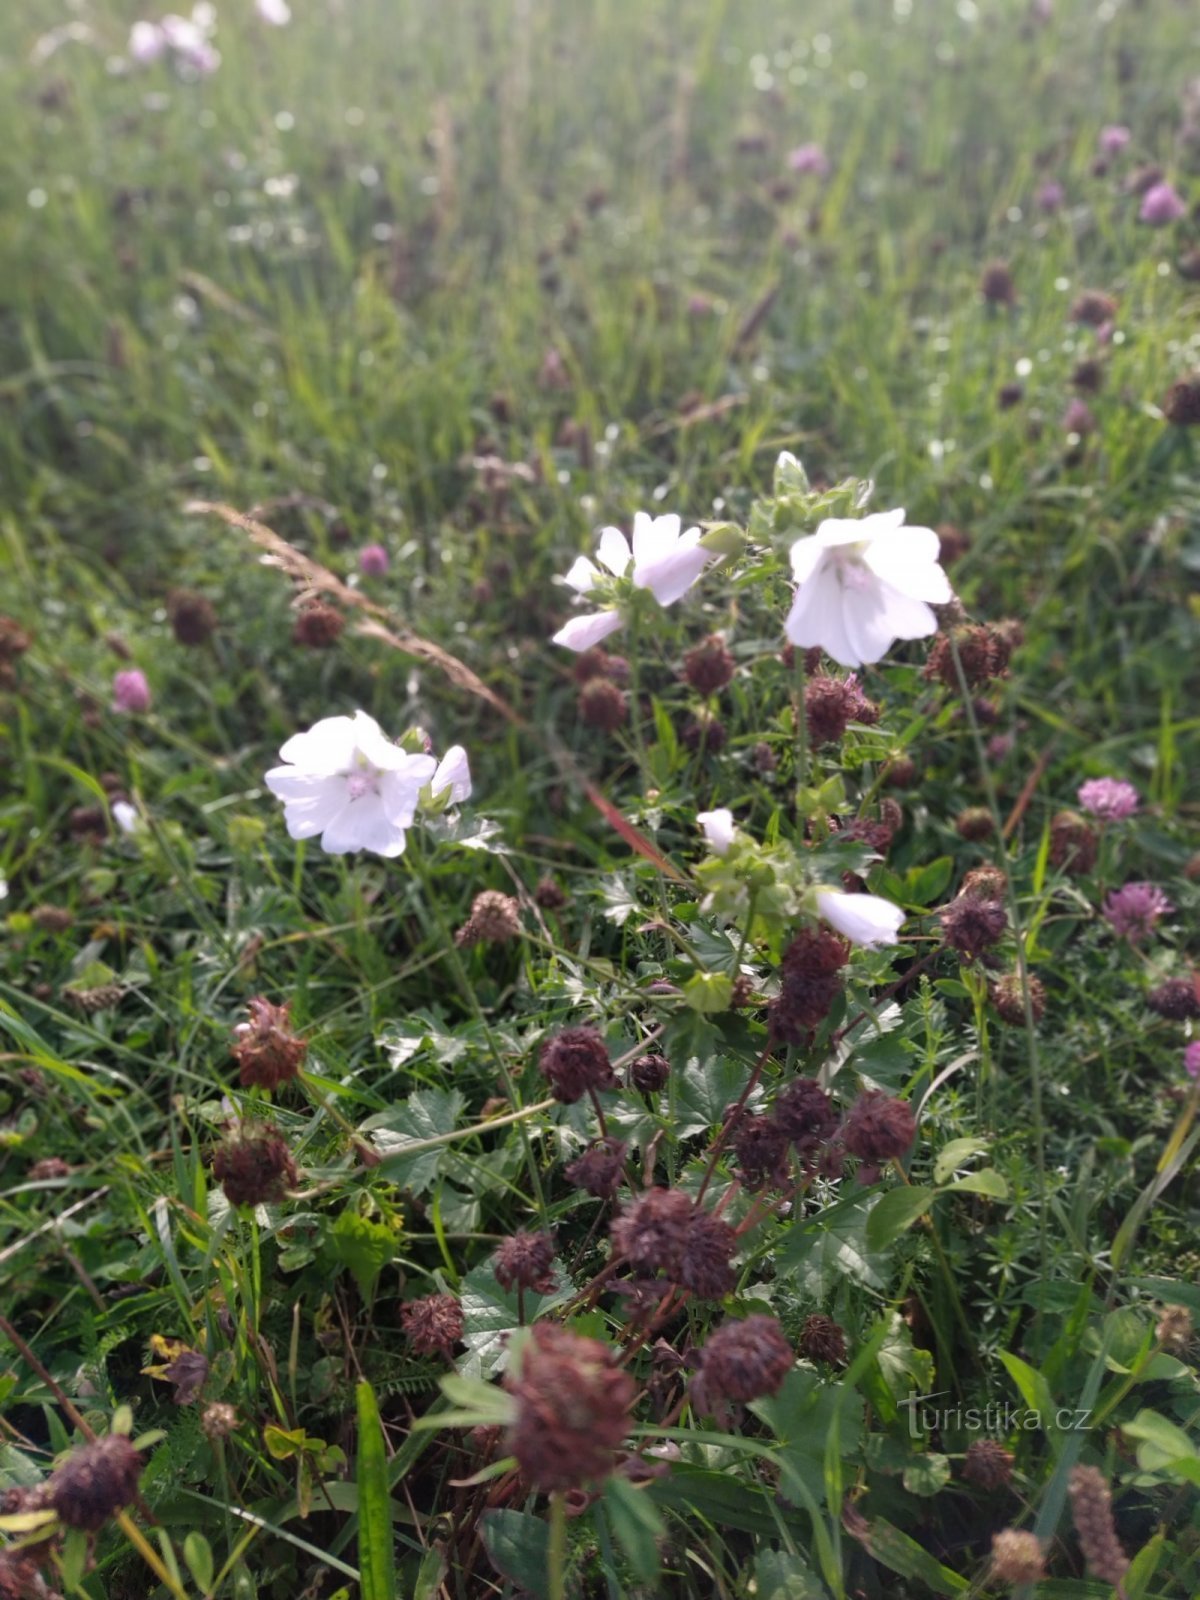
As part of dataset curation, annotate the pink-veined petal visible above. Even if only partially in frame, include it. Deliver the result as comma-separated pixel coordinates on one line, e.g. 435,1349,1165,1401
551,610,625,651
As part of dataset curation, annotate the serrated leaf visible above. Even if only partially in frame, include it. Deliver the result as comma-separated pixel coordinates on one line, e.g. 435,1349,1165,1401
674,1053,751,1139
326,1210,396,1302
457,1264,572,1378
367,1088,466,1193
682,971,734,1014
753,1548,822,1599
777,1193,886,1295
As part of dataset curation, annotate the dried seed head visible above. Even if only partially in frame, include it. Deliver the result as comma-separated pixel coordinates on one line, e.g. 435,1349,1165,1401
1072,356,1105,394
1067,1465,1128,1586
683,635,736,696
990,1529,1045,1585
167,589,218,645
1070,288,1118,327
533,876,569,911
939,896,1007,957
538,1026,616,1104
456,889,522,947
493,1231,557,1295
578,676,628,731
980,260,1017,305
505,1322,634,1492
960,865,1007,900
231,996,307,1089
681,710,727,754
610,1187,694,1278
691,1315,794,1416
28,1157,71,1181
769,927,850,1044
732,1114,792,1191
936,523,970,564
753,740,778,773
1049,810,1099,874
954,806,995,842
201,1401,239,1440
565,1136,628,1198
798,1313,847,1366
962,1438,1014,1489
1164,374,1200,427
292,604,344,648
629,1052,670,1093
842,1091,916,1163
678,1213,737,1300
884,755,917,788
1155,1304,1193,1354
572,647,629,686
997,381,1024,409
1146,978,1200,1020
64,981,125,1014
805,673,879,745
773,1077,838,1152
211,1125,298,1207
924,623,1018,690
49,1434,143,1532
990,971,1046,1024
401,1293,464,1357
30,904,74,933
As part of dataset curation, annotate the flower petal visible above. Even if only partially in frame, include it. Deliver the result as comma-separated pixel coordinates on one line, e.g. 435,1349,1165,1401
697,808,736,855
840,586,908,667
430,744,472,804
785,564,860,666
551,610,625,651
816,890,905,948
789,535,828,586
277,715,357,774
564,555,602,593
320,795,406,857
631,511,681,566
596,526,633,578
862,529,952,603
269,775,349,839
634,534,709,606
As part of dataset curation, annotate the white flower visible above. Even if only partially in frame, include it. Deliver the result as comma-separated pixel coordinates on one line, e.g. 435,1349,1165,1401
431,744,472,804
551,512,712,650
264,711,437,859
128,20,167,62
256,0,292,22
784,509,952,668
816,889,905,948
697,808,736,856
112,800,142,834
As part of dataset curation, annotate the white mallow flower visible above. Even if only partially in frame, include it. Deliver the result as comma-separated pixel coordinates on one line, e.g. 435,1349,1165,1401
256,0,292,22
552,512,712,651
264,711,437,859
816,889,906,949
128,20,167,63
784,510,952,668
430,744,472,804
697,808,736,856
112,800,142,834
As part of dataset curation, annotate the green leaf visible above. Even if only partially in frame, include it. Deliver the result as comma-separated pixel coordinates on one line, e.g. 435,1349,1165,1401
647,1465,778,1536
183,1531,215,1596
413,1544,448,1600
603,1475,664,1584
366,1088,466,1193
904,856,954,906
480,1509,550,1600
326,1210,396,1301
263,1424,308,1460
60,1528,90,1591
456,1264,571,1378
902,1452,951,1496
753,1548,822,1599
1122,1408,1199,1474
674,1052,751,1139
849,1514,968,1594
932,1137,992,1185
682,971,734,1013
865,1185,937,1250
355,1383,396,1600
752,1369,864,1508
945,1169,1009,1199
776,1192,887,1295
435,1373,516,1426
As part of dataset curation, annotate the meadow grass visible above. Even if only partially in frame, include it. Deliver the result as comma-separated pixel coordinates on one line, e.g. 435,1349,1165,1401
2,0,1199,1596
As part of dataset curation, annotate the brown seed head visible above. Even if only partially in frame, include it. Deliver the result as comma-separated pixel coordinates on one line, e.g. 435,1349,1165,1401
610,1187,694,1277
1155,1304,1193,1354
681,710,727,753
212,1124,298,1207
990,971,1046,1024
954,806,996,842
1146,978,1200,1020
960,865,1007,900
578,676,628,731
629,1052,670,1093
805,673,879,745
939,895,1007,956
505,1322,634,1492
731,1113,792,1190
798,1313,848,1366
456,889,522,947
1164,374,1200,427
493,1231,557,1295
231,996,307,1090
842,1091,916,1163
936,523,970,564
292,603,344,648
1068,1465,1128,1585
49,1434,143,1532
1070,289,1118,327
963,1438,1014,1489
678,1213,737,1300
691,1315,794,1416
201,1401,239,1440
167,589,218,646
683,635,736,696
1049,809,1099,874
401,1293,464,1357
980,260,1016,305
30,904,74,933
539,1025,616,1103
990,1529,1045,1585
565,1136,628,1198
533,875,569,911
773,1077,838,1152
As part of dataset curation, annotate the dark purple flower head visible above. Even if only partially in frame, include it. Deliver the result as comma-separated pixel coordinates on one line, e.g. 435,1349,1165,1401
1102,882,1173,942
691,1315,793,1419
1037,180,1065,212
1077,777,1139,820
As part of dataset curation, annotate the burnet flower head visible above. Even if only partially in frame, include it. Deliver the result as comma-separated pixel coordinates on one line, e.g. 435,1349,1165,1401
552,512,715,651
785,507,952,668
264,710,470,859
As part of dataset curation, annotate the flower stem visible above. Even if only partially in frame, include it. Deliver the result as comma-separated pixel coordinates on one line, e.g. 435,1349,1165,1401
547,1490,568,1600
792,645,810,792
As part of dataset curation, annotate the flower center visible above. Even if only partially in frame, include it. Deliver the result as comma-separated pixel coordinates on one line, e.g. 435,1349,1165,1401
345,762,380,801
832,543,873,591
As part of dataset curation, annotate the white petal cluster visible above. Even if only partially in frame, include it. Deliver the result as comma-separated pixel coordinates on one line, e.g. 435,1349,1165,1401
264,711,470,860
552,512,712,651
815,889,906,948
784,510,951,668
